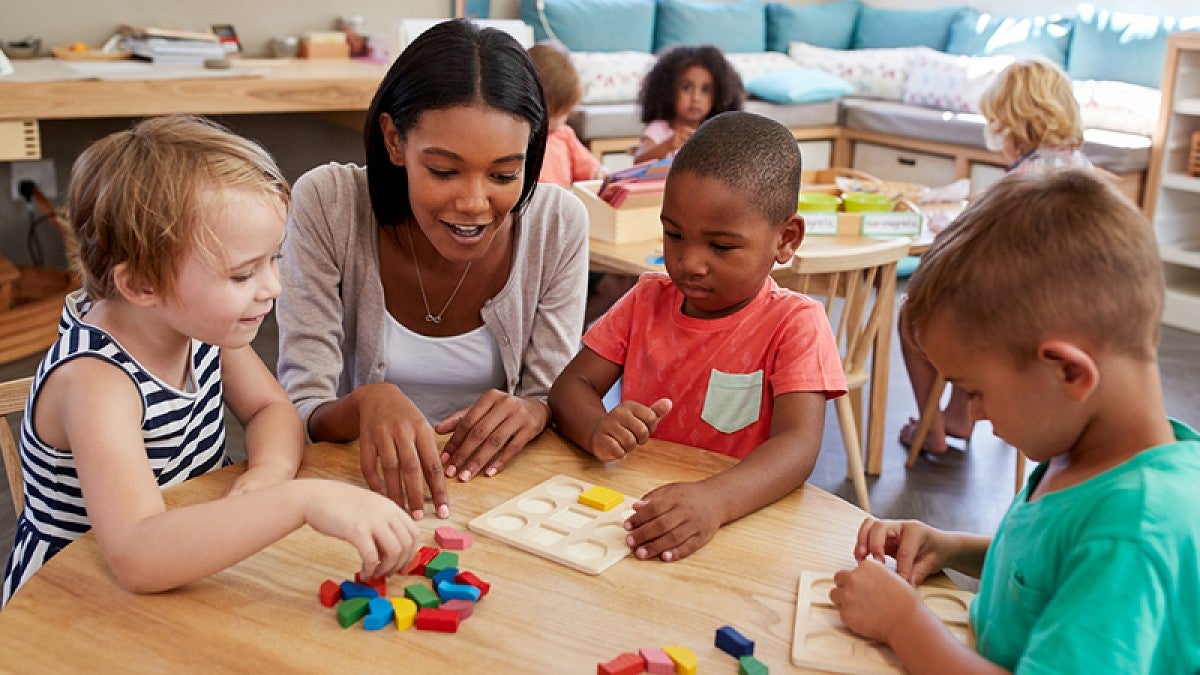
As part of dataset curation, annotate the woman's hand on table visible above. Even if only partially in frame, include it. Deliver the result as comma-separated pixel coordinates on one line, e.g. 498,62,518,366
355,382,450,520
437,390,550,481
623,480,720,562
300,479,421,580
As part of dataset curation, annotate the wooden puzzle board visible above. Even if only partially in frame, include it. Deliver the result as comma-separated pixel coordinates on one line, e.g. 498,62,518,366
790,570,975,673
467,475,637,575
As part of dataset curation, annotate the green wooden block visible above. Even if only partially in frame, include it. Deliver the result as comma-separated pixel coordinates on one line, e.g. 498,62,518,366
336,596,370,628
404,582,440,609
738,654,769,675
424,551,460,579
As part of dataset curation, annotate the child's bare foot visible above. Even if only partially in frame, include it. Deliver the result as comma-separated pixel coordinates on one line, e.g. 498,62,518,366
898,417,949,454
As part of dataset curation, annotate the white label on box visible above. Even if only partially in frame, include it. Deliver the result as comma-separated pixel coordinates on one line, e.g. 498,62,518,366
800,212,839,236
861,212,922,237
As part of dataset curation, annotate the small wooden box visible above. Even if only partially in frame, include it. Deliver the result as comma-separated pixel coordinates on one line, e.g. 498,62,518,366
572,180,662,244
1189,130,1200,178
299,36,350,59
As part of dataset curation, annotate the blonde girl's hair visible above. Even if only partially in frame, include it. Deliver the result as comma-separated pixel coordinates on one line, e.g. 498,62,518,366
905,169,1163,364
980,58,1083,157
528,40,582,118
66,115,289,301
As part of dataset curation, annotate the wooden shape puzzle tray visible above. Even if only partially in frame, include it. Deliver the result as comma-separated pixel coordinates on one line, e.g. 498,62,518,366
791,570,975,673
467,474,637,575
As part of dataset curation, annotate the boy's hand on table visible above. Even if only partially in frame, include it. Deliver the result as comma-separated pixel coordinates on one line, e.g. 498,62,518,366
855,517,949,586
624,481,720,562
438,390,549,482
831,558,924,644
588,398,672,461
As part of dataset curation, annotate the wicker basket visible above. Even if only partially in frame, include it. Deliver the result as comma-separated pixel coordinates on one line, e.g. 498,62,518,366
1189,130,1200,178
0,264,77,365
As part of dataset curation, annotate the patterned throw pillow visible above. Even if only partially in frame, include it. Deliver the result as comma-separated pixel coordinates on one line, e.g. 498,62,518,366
725,51,803,85
787,42,933,101
902,51,1013,113
570,51,656,104
1074,79,1161,137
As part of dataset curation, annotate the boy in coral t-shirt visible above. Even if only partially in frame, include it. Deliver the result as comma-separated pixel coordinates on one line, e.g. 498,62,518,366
549,111,846,563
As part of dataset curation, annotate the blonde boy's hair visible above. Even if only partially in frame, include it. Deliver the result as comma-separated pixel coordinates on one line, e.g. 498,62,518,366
905,170,1162,363
67,115,289,300
980,58,1083,157
528,40,582,117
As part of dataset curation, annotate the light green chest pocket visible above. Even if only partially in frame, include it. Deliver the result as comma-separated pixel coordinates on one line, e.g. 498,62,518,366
701,369,764,434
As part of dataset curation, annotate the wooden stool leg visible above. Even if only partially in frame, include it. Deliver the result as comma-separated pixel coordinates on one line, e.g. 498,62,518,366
1014,450,1027,494
906,376,947,468
835,395,871,512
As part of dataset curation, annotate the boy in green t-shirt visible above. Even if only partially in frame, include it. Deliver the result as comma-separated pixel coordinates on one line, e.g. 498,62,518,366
830,170,1200,673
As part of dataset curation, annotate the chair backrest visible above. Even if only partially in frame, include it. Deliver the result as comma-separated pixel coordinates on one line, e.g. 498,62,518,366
786,238,911,383
1,376,32,515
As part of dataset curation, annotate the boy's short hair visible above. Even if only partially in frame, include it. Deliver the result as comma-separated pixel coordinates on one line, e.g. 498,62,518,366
528,40,582,117
980,58,1083,155
669,111,801,224
905,169,1163,362
67,115,289,301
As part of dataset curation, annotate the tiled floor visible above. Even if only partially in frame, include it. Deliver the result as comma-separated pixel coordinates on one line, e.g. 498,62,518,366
2,286,1199,562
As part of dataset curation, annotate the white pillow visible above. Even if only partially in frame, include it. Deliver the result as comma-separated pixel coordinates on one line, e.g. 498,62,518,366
725,51,803,84
1073,79,1160,137
902,51,1013,113
570,51,655,104
788,42,934,101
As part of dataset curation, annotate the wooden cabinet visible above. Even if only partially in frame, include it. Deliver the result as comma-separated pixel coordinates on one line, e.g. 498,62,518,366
1145,32,1200,333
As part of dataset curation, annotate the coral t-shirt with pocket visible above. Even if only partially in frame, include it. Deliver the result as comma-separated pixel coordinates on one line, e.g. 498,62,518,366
583,273,846,458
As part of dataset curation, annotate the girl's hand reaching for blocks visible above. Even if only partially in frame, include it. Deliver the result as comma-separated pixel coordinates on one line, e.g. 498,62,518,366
300,479,421,580
588,398,672,461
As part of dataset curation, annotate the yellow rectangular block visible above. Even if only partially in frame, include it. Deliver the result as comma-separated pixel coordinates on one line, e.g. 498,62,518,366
578,485,623,512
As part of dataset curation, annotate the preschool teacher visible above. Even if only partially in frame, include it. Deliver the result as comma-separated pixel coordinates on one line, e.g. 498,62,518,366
275,19,588,519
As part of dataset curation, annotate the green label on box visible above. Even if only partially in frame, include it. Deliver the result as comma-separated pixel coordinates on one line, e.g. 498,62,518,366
861,212,921,237
800,212,839,235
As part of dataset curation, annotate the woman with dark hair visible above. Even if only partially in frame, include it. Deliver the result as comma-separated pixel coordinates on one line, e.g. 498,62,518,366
276,19,588,519
633,44,744,163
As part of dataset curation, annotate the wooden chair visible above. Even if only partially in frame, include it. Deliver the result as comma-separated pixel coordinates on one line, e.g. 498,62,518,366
906,375,1028,494
783,237,911,512
1,376,33,515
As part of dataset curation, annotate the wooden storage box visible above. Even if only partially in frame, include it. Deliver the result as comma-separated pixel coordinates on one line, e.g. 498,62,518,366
0,264,77,365
572,180,662,244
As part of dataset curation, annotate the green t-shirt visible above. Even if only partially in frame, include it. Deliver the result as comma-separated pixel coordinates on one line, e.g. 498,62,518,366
971,419,1200,673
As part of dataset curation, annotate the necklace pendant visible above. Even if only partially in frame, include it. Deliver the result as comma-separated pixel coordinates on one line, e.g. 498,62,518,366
425,314,441,324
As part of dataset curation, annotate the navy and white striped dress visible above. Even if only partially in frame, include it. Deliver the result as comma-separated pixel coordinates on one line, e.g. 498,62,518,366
2,290,229,606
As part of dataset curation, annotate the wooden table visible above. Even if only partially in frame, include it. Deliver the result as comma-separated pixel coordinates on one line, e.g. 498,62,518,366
589,235,917,476
0,431,869,672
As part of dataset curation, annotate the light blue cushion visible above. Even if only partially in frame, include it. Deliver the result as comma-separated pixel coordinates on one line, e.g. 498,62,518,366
852,5,968,50
945,10,1074,66
765,0,861,52
745,68,854,103
1067,4,1200,89
654,0,766,53
520,0,655,52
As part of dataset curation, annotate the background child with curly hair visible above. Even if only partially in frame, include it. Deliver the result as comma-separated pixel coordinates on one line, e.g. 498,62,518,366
634,44,744,164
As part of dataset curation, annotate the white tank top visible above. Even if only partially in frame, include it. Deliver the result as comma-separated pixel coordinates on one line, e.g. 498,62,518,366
382,312,506,424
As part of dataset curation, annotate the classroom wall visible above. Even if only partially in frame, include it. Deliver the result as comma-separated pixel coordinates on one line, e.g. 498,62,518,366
2,0,1197,265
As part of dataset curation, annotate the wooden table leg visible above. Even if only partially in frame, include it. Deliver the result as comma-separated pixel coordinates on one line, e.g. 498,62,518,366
865,266,898,476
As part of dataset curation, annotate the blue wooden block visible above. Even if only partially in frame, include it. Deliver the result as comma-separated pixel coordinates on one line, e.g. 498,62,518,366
362,596,395,630
436,580,482,602
432,567,460,587
716,624,754,658
339,580,379,600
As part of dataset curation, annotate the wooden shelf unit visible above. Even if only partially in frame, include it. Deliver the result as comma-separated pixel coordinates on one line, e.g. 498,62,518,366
1145,32,1200,333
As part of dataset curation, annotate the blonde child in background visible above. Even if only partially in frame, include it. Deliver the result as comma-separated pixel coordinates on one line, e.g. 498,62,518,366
528,40,606,186
550,112,845,563
832,170,1200,673
2,116,419,607
633,44,744,164
898,57,1094,456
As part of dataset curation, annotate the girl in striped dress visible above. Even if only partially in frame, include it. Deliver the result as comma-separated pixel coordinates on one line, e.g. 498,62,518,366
2,116,419,607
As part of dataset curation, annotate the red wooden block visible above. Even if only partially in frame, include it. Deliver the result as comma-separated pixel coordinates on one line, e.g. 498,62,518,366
354,571,387,596
318,579,341,607
414,607,461,633
598,652,645,675
404,546,440,576
454,570,491,598
440,598,475,620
